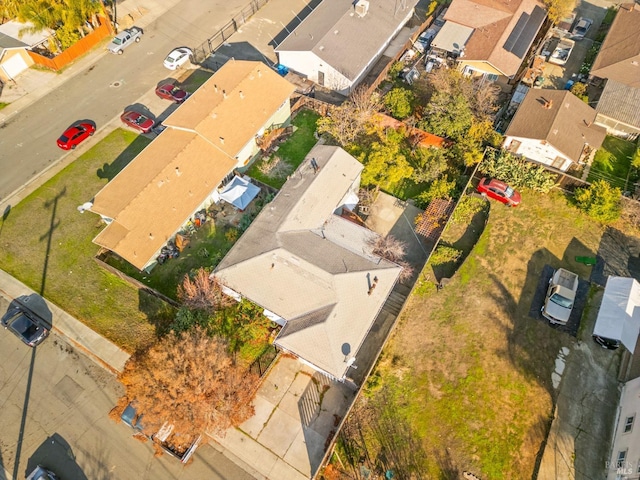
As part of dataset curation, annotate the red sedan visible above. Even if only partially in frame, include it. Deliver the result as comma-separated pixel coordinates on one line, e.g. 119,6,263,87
56,122,96,150
477,177,521,207
120,111,155,134
155,83,188,103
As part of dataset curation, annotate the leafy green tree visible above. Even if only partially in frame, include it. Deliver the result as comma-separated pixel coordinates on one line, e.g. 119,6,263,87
480,149,556,192
574,179,622,223
570,82,588,103
384,87,414,119
410,146,449,183
361,129,414,191
416,177,456,207
0,0,21,22
421,91,473,141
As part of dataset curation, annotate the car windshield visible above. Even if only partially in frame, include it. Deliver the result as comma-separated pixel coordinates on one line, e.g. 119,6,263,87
59,135,69,142
550,293,573,309
8,314,42,341
504,186,515,198
135,116,146,125
166,53,177,62
112,37,122,45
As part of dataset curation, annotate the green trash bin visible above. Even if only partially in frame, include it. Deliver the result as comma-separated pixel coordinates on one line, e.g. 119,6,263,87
575,256,597,266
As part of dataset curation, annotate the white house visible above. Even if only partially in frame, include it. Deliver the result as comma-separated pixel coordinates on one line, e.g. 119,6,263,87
503,89,606,172
275,0,418,95
608,376,640,479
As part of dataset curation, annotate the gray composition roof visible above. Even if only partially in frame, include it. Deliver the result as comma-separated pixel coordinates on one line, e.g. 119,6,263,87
275,0,418,81
431,22,473,54
215,145,401,379
596,79,640,129
505,89,606,162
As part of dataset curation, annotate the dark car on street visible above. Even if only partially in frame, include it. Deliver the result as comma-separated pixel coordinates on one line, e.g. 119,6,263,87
120,111,155,134
477,177,522,207
1,297,50,347
56,122,96,150
155,83,188,103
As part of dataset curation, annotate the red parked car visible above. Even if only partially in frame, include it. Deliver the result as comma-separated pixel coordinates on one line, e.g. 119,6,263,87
120,111,155,134
56,122,95,150
155,83,188,103
477,177,521,207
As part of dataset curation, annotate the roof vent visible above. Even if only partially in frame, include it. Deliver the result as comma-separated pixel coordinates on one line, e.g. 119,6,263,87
565,102,570,108
334,30,339,35
222,89,227,98
219,137,225,144
258,69,262,77
239,90,244,99
214,84,218,92
355,0,369,17
175,167,181,176
552,128,559,135
632,61,639,66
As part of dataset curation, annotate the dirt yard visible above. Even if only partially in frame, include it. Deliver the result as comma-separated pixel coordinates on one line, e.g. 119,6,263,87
340,190,635,479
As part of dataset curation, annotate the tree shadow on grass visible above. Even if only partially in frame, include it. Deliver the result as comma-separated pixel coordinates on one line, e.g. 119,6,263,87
96,135,151,182
138,289,177,338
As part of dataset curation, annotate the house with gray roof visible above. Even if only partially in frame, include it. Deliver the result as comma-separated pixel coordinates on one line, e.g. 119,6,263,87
590,3,640,139
274,0,418,95
214,145,402,381
430,0,546,89
0,21,52,82
503,89,606,172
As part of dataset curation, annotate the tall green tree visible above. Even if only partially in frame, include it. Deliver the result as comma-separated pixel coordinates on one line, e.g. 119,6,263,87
361,128,413,191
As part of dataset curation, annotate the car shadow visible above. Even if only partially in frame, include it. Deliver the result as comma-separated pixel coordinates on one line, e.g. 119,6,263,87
26,433,88,480
156,78,180,88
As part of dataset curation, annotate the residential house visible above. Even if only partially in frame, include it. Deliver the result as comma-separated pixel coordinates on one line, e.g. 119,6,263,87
0,21,52,82
89,60,296,271
274,0,418,96
430,0,546,89
214,145,402,381
589,3,640,140
503,89,606,172
607,376,640,479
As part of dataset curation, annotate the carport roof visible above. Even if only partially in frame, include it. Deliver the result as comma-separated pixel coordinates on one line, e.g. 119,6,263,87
593,276,640,353
596,79,640,129
0,21,52,49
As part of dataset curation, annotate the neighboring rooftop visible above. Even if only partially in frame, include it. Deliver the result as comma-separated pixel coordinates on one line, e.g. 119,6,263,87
442,0,546,76
505,89,606,162
590,2,640,87
595,79,640,130
275,0,419,82
0,21,52,49
215,145,401,379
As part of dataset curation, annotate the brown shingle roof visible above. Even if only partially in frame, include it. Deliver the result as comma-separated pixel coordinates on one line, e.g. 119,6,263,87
163,60,296,156
505,89,606,162
445,0,546,76
590,3,640,87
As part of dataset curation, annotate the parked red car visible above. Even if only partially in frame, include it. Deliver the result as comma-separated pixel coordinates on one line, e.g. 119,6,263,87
120,111,155,134
56,122,95,150
477,177,521,207
155,83,188,103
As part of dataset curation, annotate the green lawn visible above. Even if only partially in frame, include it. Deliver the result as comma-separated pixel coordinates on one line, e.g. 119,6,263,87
247,109,321,189
338,190,607,479
588,136,638,190
0,129,174,352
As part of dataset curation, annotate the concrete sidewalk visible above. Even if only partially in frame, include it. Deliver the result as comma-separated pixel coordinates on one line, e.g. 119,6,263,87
0,268,130,373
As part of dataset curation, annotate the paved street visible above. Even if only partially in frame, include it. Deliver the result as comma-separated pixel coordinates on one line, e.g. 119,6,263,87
0,0,247,202
0,297,255,480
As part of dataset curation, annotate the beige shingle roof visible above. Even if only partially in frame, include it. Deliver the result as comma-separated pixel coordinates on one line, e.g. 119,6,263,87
163,60,296,156
505,89,606,162
215,145,401,379
91,60,295,270
590,3,640,87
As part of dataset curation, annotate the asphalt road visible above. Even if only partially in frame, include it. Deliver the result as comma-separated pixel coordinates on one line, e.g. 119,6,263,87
0,296,255,480
0,0,247,201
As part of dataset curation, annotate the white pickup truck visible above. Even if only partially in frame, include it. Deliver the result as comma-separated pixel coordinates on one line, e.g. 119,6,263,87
107,27,143,54
548,38,575,66
542,268,579,325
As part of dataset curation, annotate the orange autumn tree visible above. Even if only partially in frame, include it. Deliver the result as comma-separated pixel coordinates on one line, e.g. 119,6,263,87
119,327,259,446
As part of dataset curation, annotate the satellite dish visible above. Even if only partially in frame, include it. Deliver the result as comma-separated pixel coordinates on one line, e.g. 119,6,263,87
77,202,93,213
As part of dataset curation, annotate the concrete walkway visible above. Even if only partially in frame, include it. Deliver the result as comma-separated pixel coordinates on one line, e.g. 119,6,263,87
0,268,130,373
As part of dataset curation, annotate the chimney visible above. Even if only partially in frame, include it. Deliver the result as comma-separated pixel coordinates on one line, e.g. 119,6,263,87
368,283,377,295
542,99,553,109
354,0,370,17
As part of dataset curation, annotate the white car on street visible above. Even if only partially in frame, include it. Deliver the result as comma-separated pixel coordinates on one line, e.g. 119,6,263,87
163,47,193,70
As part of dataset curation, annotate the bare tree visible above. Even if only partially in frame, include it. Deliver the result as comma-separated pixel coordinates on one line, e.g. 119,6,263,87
119,327,259,448
368,235,414,282
177,268,233,312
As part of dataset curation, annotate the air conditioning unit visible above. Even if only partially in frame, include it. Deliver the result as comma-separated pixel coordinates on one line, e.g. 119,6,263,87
355,0,369,17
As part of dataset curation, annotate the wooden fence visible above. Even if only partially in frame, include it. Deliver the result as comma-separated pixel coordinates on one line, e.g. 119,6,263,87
28,17,112,71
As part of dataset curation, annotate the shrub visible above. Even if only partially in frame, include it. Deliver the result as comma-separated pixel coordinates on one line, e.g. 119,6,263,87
384,87,414,119
480,149,556,192
415,177,457,208
574,179,622,223
451,195,486,224
429,245,463,265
